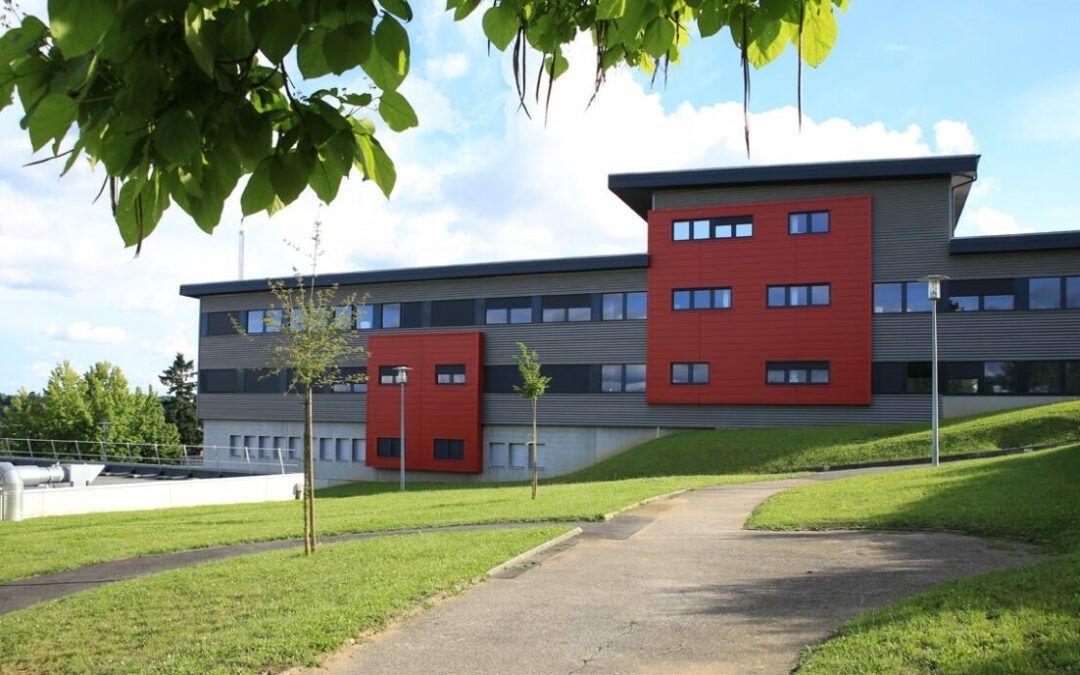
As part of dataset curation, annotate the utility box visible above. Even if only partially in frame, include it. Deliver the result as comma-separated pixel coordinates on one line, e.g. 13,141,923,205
64,464,105,487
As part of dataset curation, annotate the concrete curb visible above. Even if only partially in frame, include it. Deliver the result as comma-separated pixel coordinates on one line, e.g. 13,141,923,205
486,526,584,576
600,489,688,521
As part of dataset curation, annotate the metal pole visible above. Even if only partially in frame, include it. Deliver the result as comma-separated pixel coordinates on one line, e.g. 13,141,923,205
931,297,940,467
399,377,406,491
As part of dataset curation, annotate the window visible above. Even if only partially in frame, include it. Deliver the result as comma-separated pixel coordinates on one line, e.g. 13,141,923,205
789,211,830,234
381,303,401,328
950,296,979,312
331,367,367,393
1026,362,1062,394
436,364,466,385
246,309,283,334
671,362,709,385
204,311,239,336
983,295,1014,311
873,283,903,313
946,279,1015,312
602,292,647,320
1067,277,1080,308
672,287,732,311
319,438,333,461
766,362,830,385
601,364,646,393
509,442,528,468
336,439,350,461
489,442,508,468
485,297,533,325
905,282,932,313
431,299,475,327
355,305,374,329
200,369,241,393
673,216,753,241
982,362,1015,394
434,439,465,460
377,437,401,458
767,284,830,307
229,435,242,458
287,437,300,460
351,440,365,462
379,365,406,385
1067,361,1080,393
905,362,932,393
1029,277,1062,310
541,295,591,323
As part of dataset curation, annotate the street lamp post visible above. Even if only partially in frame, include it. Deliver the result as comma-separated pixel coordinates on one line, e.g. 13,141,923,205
394,366,412,491
919,275,950,467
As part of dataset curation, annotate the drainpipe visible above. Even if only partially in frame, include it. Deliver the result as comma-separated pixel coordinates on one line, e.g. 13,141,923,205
1,462,66,522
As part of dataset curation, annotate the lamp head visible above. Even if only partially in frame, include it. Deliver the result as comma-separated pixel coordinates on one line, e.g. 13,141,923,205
919,274,950,301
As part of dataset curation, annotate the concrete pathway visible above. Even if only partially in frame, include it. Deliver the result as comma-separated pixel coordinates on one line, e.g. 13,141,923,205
304,470,1045,675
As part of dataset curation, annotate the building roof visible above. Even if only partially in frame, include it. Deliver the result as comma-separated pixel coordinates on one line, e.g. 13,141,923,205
608,155,981,222
949,230,1080,254
179,253,650,298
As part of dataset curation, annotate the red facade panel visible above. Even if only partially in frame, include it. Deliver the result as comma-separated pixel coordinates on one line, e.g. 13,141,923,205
366,332,484,473
646,196,873,405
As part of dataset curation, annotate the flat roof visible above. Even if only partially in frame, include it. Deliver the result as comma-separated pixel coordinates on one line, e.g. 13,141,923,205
180,253,650,298
950,230,1080,254
608,155,981,220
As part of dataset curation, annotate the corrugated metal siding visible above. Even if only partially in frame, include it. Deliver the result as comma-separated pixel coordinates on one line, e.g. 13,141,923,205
198,393,364,422
873,312,1080,360
483,394,930,427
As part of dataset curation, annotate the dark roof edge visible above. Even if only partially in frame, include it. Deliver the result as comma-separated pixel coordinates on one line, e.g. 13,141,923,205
180,253,650,298
949,231,1080,254
609,155,981,220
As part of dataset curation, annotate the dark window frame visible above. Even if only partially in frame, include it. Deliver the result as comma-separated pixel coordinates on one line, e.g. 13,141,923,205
672,216,754,242
376,437,401,458
765,361,831,385
433,438,465,460
436,364,467,385
788,210,830,235
671,362,710,385
766,284,831,308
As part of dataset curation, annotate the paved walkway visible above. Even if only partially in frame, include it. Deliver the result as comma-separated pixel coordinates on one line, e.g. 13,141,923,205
302,469,1045,675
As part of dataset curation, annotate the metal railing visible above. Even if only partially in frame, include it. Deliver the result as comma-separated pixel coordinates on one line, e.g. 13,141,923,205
0,438,301,476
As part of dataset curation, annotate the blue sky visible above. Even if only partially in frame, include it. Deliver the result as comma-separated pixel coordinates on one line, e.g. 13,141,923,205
1,2,1079,394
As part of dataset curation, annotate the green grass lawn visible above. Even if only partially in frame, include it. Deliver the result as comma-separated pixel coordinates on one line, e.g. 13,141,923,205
0,527,570,674
749,445,1080,673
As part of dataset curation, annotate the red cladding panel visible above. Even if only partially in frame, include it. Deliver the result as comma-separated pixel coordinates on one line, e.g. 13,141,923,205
366,332,484,473
646,196,872,405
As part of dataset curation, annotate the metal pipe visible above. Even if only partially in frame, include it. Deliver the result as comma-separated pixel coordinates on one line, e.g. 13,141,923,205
1,462,66,522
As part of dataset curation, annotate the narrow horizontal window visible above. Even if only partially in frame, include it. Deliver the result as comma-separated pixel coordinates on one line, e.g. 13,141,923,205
671,362,709,385
672,216,753,241
766,362,830,385
673,287,732,311
436,364,466,385
379,365,407,385
767,284,830,308
789,211,830,235
601,364,647,393
434,439,465,460
377,437,401,458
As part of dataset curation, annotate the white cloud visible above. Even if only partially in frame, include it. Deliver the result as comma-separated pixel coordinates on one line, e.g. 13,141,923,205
961,206,1033,236
425,52,470,80
934,120,977,155
46,322,131,345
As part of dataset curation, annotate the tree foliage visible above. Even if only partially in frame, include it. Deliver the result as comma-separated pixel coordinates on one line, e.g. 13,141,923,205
158,352,202,449
512,341,551,500
0,1,847,248
0,360,181,456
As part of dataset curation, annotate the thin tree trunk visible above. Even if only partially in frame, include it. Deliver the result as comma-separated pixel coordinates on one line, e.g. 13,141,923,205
304,385,316,554
531,396,538,500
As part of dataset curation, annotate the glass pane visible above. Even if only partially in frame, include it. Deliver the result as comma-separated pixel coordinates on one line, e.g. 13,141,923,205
692,220,711,240
788,369,808,383
264,309,283,332
510,307,533,323
788,213,808,234
1066,277,1080,308
905,362,932,393
602,293,624,320
810,212,830,233
984,295,1014,311
1026,362,1061,394
509,443,527,468
735,223,753,238
673,290,692,310
1066,361,1080,393
671,364,689,384
811,285,830,306
789,286,809,306
246,310,264,333
950,296,978,311
1028,277,1061,310
626,292,647,319
382,303,401,328
903,282,931,312
673,221,690,241
766,369,785,384
810,368,830,384
601,365,623,393
568,306,592,322
692,363,709,384
874,283,903,313
485,308,507,324
767,287,787,307
693,289,712,309
624,364,646,393
714,223,733,238
983,361,1014,393
542,307,566,322
356,305,374,329
713,288,731,309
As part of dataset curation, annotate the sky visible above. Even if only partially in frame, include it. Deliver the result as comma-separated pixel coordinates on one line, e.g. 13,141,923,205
2,2,1079,394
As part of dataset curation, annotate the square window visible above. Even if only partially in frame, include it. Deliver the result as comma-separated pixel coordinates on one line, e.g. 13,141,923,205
510,307,533,323
810,285,830,306
810,212,830,233
788,369,808,383
355,305,374,329
1029,278,1062,310
602,293,624,320
905,362,932,393
1066,277,1080,309
950,296,979,311
713,288,732,309
735,223,753,238
671,363,689,384
485,307,508,324
377,437,401,458
905,282,932,313
714,223,733,239
810,368,830,384
983,362,1014,393
766,369,786,384
789,286,809,306
624,364,646,393
436,364,466,385
984,295,1014,311
874,283,903,313
692,220,711,240
626,292,647,319
788,213,808,234
567,306,592,322
542,307,566,322
509,443,527,468
434,439,465,460
673,290,692,310
246,310,265,334
1026,362,1062,394
673,221,691,241
382,303,401,328
601,365,623,393
693,289,712,309
767,287,787,307
489,442,508,468
691,363,709,384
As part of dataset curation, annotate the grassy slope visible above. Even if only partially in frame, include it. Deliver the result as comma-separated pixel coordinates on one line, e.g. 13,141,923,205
561,399,1080,480
749,445,1080,673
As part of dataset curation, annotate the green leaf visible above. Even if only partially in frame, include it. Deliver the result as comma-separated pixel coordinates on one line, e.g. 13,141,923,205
362,14,409,91
353,130,395,197
323,21,373,76
450,0,482,21
801,0,837,66
154,108,201,165
183,6,217,77
596,0,626,21
747,11,793,69
241,159,275,216
116,174,169,248
269,152,310,206
643,16,676,59
25,91,77,151
48,0,116,57
378,0,414,22
341,92,373,107
308,158,343,203
251,2,303,64
0,16,47,63
696,1,731,38
297,27,332,79
233,104,272,170
482,4,519,52
378,89,417,132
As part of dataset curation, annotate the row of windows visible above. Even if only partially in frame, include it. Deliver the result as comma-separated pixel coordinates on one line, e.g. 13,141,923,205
874,276,1080,314
673,288,731,311
489,442,545,469
376,437,466,461
228,435,366,462
873,361,1080,395
767,284,830,308
671,211,831,242
204,291,648,336
670,362,831,386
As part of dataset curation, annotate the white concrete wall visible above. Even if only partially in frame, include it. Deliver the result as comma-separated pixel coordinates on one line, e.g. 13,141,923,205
12,473,304,520
943,395,1078,419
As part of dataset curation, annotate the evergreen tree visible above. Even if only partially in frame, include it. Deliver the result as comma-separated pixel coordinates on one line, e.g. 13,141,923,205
159,352,202,449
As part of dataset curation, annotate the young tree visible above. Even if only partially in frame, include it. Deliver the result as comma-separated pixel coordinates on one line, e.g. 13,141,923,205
0,1,849,248
252,225,368,555
513,342,552,500
159,352,203,450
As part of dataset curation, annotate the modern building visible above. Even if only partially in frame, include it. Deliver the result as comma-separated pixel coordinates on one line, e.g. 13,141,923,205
180,155,1080,483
